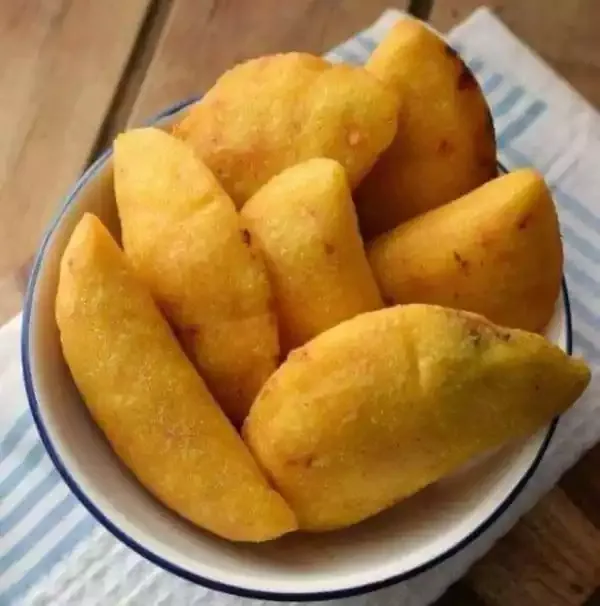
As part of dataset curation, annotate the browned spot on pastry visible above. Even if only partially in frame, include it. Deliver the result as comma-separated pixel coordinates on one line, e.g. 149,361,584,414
453,251,470,273
240,228,252,246
324,242,335,255
438,139,454,155
518,213,532,230
291,348,309,361
455,309,510,342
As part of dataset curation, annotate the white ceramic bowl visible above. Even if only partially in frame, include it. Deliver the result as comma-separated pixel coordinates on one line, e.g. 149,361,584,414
22,100,570,601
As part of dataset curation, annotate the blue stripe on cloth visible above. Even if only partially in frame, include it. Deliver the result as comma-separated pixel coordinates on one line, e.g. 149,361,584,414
0,495,76,572
0,413,32,460
502,145,559,177
491,86,525,117
561,225,600,265
497,100,547,149
355,32,376,52
566,298,600,334
334,46,364,65
555,189,600,237
1,469,60,534
482,72,503,95
0,443,45,500
0,515,96,605
500,145,534,169
572,328,600,362
565,260,600,297
466,56,484,74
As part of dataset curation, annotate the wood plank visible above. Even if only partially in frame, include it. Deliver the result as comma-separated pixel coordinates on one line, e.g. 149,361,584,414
91,0,173,155
434,581,489,606
127,0,411,126
429,0,600,109
0,0,153,324
465,488,600,606
408,0,434,20
561,443,600,531
583,587,600,606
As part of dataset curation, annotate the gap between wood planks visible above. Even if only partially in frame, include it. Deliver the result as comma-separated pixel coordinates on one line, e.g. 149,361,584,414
87,0,173,163
409,0,435,20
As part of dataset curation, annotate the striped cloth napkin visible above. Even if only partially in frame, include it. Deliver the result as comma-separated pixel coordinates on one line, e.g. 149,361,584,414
2,7,600,606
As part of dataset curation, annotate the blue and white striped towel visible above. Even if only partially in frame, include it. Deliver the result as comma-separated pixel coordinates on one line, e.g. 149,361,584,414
2,8,600,606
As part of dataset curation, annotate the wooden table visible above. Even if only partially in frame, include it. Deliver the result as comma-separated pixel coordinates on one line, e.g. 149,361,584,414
2,1,599,604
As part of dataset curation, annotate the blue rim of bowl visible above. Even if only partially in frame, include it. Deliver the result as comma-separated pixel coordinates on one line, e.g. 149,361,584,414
21,100,567,602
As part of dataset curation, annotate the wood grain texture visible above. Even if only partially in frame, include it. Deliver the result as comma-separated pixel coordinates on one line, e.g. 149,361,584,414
467,488,600,606
127,0,410,126
434,581,488,606
583,587,600,606
430,0,600,107
0,0,152,318
434,488,600,606
91,0,173,155
561,444,600,531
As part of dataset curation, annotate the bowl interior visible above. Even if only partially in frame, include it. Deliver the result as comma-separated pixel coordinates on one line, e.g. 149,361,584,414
24,107,564,598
